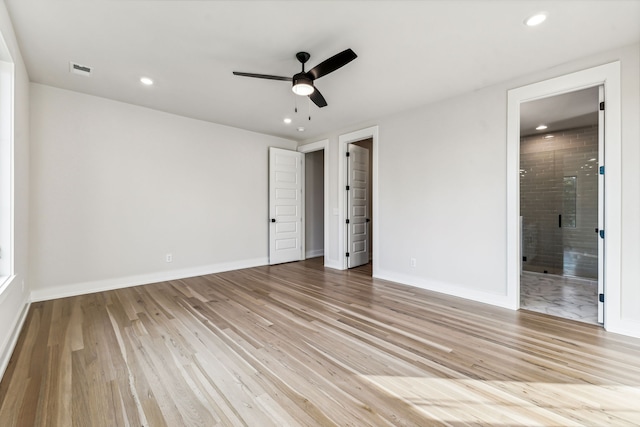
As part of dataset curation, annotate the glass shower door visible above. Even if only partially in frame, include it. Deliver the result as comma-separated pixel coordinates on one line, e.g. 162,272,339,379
521,141,598,279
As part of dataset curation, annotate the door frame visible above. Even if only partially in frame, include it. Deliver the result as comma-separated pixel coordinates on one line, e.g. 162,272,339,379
298,140,329,265
338,126,379,272
507,62,621,330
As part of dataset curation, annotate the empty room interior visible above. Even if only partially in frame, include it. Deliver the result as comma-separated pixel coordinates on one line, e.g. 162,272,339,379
0,1,640,425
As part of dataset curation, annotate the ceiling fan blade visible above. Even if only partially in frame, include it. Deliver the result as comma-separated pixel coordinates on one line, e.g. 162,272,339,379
232,71,292,82
307,48,357,80
309,88,327,108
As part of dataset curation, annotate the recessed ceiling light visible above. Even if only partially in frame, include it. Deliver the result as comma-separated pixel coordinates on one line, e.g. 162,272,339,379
544,134,554,139
525,13,547,27
283,118,292,124
589,158,597,162
536,124,548,130
140,77,154,86
297,127,305,132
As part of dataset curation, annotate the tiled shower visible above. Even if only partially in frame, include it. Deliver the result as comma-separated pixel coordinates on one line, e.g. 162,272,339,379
520,125,599,279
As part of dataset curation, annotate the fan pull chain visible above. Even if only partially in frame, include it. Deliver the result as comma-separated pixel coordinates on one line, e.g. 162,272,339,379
308,97,311,121
294,94,298,113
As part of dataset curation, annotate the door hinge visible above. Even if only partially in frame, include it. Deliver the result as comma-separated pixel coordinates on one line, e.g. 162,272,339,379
346,252,350,257
599,166,605,175
346,185,350,190
346,219,350,224
599,293,605,303
600,229,605,239
599,101,605,111
346,152,350,157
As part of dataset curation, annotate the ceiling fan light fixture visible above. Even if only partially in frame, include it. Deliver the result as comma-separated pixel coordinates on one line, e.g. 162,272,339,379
292,73,314,96
292,83,314,96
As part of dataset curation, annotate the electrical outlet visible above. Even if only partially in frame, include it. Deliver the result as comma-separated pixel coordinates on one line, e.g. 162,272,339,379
410,258,416,268
166,253,173,263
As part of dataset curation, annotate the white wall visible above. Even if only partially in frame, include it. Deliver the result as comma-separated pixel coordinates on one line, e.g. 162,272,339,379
301,43,640,334
29,84,297,300
0,0,30,377
304,150,324,258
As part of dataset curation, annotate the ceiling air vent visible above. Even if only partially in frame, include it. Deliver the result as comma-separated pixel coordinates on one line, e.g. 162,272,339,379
69,61,92,76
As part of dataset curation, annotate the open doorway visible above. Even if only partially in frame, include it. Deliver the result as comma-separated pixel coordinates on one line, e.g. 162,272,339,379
519,87,602,324
507,62,622,332
304,149,324,260
338,126,379,276
297,139,330,267
347,138,373,273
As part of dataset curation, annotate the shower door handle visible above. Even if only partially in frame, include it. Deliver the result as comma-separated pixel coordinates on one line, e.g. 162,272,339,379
558,214,562,228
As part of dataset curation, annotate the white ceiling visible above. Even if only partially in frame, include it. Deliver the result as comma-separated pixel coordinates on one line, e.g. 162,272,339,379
520,86,599,137
5,1,640,141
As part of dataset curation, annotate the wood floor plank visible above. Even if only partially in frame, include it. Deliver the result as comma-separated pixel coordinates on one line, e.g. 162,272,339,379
2,257,640,426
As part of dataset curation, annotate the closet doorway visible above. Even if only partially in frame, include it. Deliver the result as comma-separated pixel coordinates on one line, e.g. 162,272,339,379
338,126,379,275
298,140,330,267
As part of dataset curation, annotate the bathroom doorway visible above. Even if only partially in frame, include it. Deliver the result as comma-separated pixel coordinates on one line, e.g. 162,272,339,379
519,86,602,324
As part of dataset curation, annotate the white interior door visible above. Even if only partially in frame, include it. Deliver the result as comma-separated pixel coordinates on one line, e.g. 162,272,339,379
597,85,605,324
269,147,303,265
347,145,370,268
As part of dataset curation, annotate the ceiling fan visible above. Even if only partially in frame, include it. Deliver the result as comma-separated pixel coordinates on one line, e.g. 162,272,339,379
233,48,357,108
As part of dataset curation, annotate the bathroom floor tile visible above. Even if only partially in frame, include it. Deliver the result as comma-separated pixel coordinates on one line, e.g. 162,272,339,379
520,272,598,325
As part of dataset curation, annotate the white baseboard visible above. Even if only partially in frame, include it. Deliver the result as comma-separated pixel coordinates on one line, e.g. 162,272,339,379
374,269,514,310
30,257,269,302
0,299,30,380
323,260,343,270
305,249,324,259
606,319,640,339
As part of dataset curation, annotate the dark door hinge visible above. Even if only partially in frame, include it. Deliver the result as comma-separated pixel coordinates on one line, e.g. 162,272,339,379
600,229,605,239
346,219,350,224
599,101,605,111
599,166,605,175
346,152,350,157
346,185,350,190
599,293,605,303
346,252,350,257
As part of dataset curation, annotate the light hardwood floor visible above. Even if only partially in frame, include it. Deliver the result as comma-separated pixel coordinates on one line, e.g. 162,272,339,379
2,258,640,426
